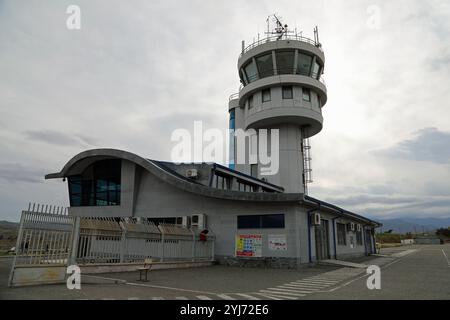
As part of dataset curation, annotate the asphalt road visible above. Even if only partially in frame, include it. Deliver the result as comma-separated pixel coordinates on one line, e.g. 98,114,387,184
0,244,449,300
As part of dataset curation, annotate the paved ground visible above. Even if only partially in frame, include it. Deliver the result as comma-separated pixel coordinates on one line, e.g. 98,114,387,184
0,244,449,300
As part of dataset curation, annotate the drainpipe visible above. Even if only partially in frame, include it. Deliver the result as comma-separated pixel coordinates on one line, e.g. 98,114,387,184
331,210,343,260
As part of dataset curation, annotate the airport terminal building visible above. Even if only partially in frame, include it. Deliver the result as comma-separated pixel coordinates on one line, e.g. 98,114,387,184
45,23,380,268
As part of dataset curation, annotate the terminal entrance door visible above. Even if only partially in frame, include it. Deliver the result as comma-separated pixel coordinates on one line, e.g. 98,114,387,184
315,219,330,260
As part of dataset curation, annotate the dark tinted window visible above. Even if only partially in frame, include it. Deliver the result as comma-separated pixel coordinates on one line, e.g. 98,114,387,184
68,159,121,207
276,50,295,74
237,214,285,229
282,86,293,99
256,53,274,78
262,88,271,102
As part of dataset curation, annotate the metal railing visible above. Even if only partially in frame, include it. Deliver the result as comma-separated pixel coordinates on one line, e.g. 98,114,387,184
240,35,322,58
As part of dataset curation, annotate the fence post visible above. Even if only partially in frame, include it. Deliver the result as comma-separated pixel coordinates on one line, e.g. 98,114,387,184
161,230,165,262
69,216,80,266
119,221,126,263
211,236,215,261
191,228,196,262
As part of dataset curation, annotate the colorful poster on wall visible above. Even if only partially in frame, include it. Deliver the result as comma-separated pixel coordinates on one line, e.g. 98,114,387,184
268,234,287,251
235,234,262,257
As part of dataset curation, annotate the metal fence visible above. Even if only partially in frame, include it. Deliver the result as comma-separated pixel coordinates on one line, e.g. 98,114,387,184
73,218,215,264
9,205,215,286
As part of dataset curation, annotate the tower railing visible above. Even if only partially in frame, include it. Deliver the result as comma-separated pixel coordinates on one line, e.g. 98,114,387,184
240,35,322,58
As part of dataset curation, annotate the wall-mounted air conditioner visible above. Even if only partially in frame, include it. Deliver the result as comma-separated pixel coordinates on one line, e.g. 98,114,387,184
175,216,191,228
186,169,198,179
191,214,206,229
312,213,321,226
347,222,355,232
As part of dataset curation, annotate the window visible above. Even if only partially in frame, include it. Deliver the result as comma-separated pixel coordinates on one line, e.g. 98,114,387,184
256,53,274,78
311,60,321,79
237,214,285,229
68,159,121,207
297,52,313,76
302,88,311,102
356,230,363,246
244,60,258,83
229,110,236,170
337,223,347,245
250,164,258,178
248,95,253,109
262,88,271,102
276,50,295,74
282,86,293,99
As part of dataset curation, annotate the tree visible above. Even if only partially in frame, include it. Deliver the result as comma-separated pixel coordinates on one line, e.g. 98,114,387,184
436,228,450,238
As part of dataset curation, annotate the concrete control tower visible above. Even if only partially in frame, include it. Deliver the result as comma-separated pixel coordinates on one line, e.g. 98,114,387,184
228,15,327,194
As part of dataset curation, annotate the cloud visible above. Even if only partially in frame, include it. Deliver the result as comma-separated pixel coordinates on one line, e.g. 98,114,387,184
371,127,450,164
1,0,450,222
24,130,98,147
0,163,45,183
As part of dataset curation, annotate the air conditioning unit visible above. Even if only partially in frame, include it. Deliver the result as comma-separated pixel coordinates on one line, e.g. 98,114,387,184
191,214,206,229
312,213,321,226
175,216,191,228
357,224,362,232
186,169,198,179
347,222,355,232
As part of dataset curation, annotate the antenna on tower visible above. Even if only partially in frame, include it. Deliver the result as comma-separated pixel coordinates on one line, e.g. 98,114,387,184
265,14,293,40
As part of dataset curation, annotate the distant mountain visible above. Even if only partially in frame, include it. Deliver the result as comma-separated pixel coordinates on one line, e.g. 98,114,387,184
0,220,19,229
376,217,450,234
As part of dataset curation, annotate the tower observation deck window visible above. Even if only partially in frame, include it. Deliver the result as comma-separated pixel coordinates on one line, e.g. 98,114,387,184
244,60,258,83
256,53,274,78
297,52,313,76
276,50,295,74
311,60,321,79
262,88,271,102
302,88,311,102
68,159,121,207
282,86,293,99
248,95,254,109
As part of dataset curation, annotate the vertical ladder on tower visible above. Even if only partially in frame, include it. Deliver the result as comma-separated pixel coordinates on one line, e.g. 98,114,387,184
302,136,313,195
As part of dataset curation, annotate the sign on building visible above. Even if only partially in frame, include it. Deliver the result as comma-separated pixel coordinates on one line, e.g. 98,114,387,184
268,234,287,251
235,234,262,257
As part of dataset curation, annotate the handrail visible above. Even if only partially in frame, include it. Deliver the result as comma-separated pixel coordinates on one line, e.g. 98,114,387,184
240,35,322,58
229,93,239,101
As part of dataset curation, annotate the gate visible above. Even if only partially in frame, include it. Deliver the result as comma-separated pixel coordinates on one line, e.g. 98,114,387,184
9,204,215,287
8,204,74,287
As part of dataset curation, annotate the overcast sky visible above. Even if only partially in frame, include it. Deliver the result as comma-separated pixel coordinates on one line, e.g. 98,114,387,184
0,0,449,222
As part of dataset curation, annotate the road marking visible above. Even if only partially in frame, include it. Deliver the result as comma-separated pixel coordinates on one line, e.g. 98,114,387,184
259,289,305,297
251,293,286,300
276,285,319,292
234,293,259,300
442,249,450,267
126,282,216,295
216,294,236,300
127,297,140,300
197,295,213,300
293,279,337,284
175,296,189,300
152,297,164,300
268,287,316,294
281,283,321,291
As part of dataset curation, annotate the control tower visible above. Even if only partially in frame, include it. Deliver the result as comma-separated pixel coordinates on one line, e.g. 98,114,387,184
228,15,327,193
